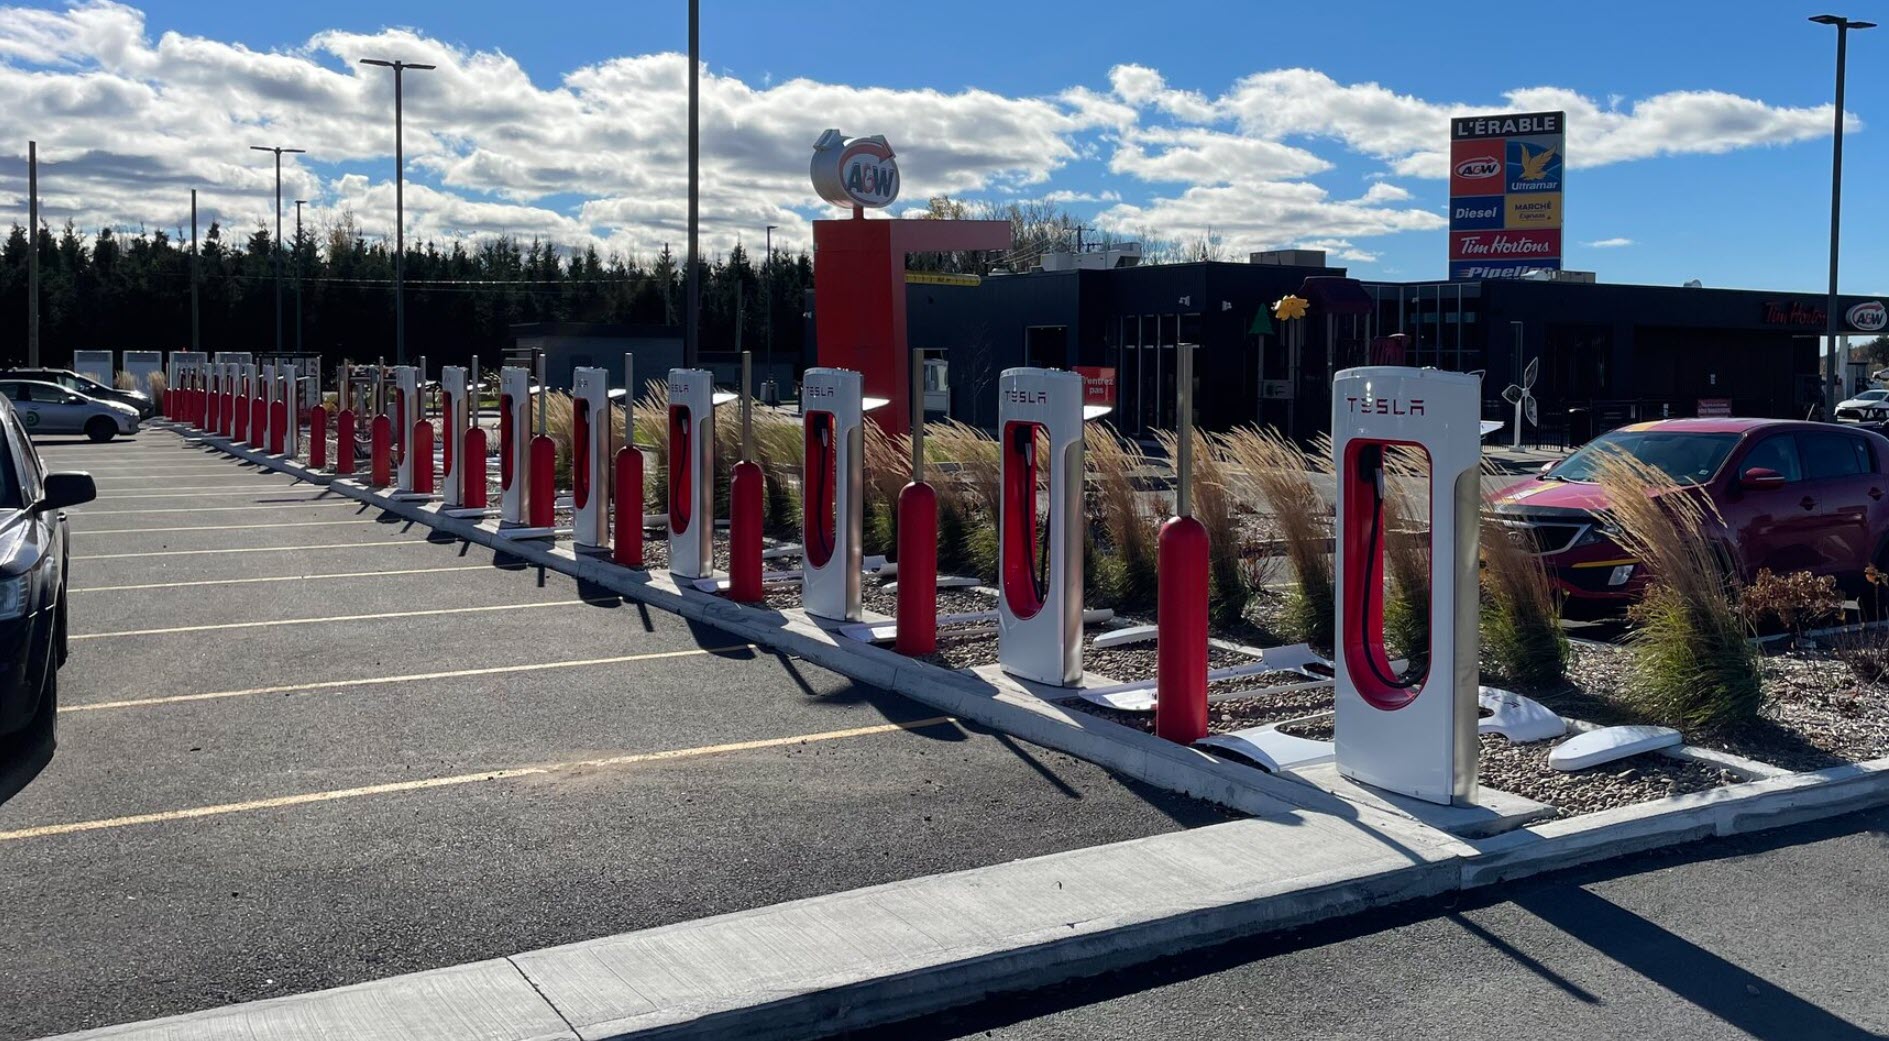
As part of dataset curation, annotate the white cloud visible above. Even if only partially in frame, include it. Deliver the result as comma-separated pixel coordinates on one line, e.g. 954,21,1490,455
0,3,1852,269
1585,237,1634,248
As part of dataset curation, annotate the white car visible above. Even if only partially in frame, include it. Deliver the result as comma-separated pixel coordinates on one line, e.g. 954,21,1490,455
1836,389,1889,423
0,381,141,441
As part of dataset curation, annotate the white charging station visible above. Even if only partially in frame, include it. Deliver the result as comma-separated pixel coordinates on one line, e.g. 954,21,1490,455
1331,365,1482,806
499,366,532,524
282,369,300,457
393,366,423,493
996,367,1095,686
667,368,716,580
800,367,874,620
441,365,469,508
571,366,612,549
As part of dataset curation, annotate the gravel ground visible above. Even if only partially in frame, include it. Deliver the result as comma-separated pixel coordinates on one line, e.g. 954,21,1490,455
1476,734,1738,818
862,583,995,619
1715,652,1889,771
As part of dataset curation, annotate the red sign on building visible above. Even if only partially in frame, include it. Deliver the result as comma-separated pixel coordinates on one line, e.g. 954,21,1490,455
1449,229,1562,262
1075,366,1117,407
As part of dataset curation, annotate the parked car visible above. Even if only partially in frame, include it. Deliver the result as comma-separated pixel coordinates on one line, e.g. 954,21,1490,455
1492,418,1889,616
0,367,154,419
0,393,95,804
1835,388,1889,423
0,380,140,442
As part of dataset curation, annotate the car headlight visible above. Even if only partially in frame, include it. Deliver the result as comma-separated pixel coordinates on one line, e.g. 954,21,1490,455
1570,519,1621,549
0,574,28,621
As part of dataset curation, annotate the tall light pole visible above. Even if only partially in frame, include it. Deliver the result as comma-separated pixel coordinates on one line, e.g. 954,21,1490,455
685,0,700,365
1812,14,1874,418
26,140,38,366
294,199,306,354
764,224,777,373
250,144,305,355
189,188,200,353
359,57,435,366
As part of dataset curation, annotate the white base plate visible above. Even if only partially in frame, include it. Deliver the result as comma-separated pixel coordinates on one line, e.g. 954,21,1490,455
1197,727,1336,771
1549,725,1682,771
1477,687,1568,743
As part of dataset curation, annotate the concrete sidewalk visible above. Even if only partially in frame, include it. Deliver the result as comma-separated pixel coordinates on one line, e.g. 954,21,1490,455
46,814,1463,1041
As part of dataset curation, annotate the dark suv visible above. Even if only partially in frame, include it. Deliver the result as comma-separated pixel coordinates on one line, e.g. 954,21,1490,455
0,394,95,804
1,367,154,419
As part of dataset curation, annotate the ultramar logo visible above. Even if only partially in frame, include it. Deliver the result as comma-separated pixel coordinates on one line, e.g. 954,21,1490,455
1346,396,1426,417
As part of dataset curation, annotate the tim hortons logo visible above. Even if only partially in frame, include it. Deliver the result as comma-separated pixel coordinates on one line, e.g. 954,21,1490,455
1345,396,1426,416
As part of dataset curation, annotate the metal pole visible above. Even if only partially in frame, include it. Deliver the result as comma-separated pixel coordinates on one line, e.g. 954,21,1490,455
764,224,776,374
740,349,753,460
469,353,480,427
684,0,700,366
1511,320,1524,450
535,349,546,437
418,354,428,421
273,149,283,354
26,140,38,367
294,200,304,354
1177,342,1193,518
911,347,925,480
395,65,406,367
189,189,199,353
1825,22,1851,420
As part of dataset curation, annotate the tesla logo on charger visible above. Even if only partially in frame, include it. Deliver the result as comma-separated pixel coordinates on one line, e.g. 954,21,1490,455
1454,156,1500,179
1345,396,1425,417
1848,300,1888,333
1003,389,1049,405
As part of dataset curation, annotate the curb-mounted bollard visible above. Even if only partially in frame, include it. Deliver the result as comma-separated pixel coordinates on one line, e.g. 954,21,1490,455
613,352,642,567
309,405,328,470
1155,342,1208,744
412,421,435,495
897,350,937,655
370,414,392,488
729,350,764,603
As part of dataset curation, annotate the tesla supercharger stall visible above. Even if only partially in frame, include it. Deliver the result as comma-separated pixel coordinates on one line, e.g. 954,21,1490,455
440,365,469,509
498,366,533,525
997,367,1093,687
800,367,875,621
571,366,612,550
1331,365,1482,806
667,368,716,580
393,366,425,495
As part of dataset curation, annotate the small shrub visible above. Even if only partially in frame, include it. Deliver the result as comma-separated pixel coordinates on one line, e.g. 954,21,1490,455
1379,445,1431,664
114,370,134,391
1833,627,1889,686
1479,491,1568,687
1088,427,1159,611
1219,426,1333,650
1595,451,1763,731
1739,568,1844,637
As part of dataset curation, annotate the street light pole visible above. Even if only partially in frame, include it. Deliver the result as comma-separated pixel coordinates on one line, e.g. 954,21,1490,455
294,199,306,354
250,144,305,356
189,188,200,353
1812,14,1874,418
685,0,700,366
26,140,38,367
764,224,777,375
359,58,436,367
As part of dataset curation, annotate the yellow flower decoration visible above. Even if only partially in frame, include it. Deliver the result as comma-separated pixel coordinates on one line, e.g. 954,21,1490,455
1272,295,1309,321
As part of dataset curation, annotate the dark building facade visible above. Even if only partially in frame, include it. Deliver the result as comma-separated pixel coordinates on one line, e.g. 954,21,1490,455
898,260,1861,442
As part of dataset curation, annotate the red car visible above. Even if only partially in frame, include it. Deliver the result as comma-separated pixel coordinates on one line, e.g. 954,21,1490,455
1492,418,1889,616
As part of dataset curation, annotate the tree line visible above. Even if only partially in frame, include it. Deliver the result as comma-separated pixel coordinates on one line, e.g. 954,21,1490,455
0,198,1191,371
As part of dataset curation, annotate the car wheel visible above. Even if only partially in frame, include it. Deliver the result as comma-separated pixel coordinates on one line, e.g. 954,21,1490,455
84,417,116,443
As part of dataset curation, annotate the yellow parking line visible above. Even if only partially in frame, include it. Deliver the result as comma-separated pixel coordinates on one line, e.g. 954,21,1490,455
0,717,954,843
66,645,751,711
70,564,493,594
74,519,386,536
73,502,356,516
73,600,616,640
75,540,440,561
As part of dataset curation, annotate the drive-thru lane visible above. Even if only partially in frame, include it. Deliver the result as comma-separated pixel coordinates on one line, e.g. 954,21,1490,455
0,432,1227,1040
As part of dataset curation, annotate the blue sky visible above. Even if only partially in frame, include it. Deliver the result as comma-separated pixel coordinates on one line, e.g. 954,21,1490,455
6,0,1885,294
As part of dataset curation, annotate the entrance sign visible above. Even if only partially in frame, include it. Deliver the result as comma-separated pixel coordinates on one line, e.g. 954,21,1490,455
1449,111,1564,280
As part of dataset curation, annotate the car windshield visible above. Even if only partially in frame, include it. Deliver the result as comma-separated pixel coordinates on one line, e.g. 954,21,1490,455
0,416,22,510
1547,429,1741,486
1855,390,1889,401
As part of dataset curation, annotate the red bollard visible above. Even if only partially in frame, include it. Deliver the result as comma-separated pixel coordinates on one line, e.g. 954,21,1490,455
309,405,328,470
1154,515,1211,743
528,435,556,528
233,390,250,442
335,409,356,475
269,400,287,454
250,396,266,447
369,414,392,488
895,480,939,655
205,383,216,430
462,427,488,509
412,421,435,495
613,445,643,567
728,460,764,602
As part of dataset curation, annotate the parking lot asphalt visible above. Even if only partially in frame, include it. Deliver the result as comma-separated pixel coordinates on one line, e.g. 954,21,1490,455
0,431,1229,1040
